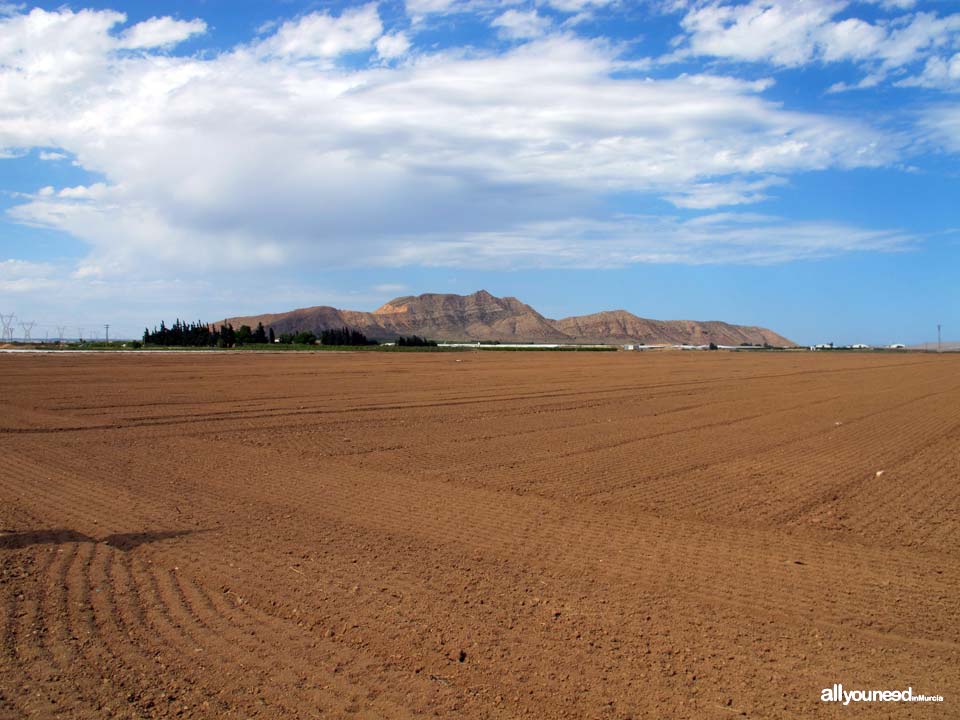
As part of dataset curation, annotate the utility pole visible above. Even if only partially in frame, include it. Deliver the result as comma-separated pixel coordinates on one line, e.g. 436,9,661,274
0,313,14,342
104,324,110,343
938,324,942,354
57,326,67,345
19,321,35,342
78,327,84,342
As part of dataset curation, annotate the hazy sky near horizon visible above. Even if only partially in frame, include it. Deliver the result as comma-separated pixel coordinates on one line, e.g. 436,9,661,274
1,0,957,344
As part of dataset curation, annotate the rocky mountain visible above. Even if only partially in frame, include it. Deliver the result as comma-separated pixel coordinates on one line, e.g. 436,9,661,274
217,290,795,346
552,310,794,347
369,291,567,341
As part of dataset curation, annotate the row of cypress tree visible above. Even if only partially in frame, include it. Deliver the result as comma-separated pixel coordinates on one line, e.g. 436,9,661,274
320,327,378,345
143,320,273,347
143,321,418,347
396,335,438,347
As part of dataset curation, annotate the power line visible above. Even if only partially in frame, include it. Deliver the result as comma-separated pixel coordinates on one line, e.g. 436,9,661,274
104,324,110,343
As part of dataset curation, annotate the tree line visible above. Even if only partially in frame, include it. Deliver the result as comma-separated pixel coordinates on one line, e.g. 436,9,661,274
396,335,438,347
143,319,274,347
143,321,436,347
273,327,379,345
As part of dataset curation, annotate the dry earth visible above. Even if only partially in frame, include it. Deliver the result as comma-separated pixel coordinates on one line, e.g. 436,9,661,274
0,351,957,719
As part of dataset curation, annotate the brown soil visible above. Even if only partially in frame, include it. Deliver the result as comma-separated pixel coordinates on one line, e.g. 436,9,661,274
1,351,957,719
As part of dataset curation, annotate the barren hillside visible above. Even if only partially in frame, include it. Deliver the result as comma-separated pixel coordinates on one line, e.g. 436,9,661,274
218,290,795,346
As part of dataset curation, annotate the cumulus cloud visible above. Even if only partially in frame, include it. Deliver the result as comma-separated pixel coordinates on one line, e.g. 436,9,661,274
376,32,411,58
118,16,206,49
898,51,960,90
0,4,915,281
493,9,551,39
674,0,960,88
0,7,123,123
255,4,382,59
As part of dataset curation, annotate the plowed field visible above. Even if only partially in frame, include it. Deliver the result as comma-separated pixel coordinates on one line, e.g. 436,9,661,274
1,351,957,718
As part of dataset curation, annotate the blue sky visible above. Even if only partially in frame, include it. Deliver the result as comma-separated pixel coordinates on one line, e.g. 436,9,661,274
1,0,958,344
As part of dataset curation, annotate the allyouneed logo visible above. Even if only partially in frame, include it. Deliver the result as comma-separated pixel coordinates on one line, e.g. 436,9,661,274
821,684,944,705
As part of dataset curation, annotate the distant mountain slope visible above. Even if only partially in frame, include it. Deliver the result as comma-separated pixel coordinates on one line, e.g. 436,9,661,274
217,290,795,346
369,290,568,341
550,310,794,347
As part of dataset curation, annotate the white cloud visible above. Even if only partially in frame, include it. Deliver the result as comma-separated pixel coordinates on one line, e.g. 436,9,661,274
118,16,206,49
858,0,916,10
664,176,787,209
873,12,960,68
675,0,960,88
255,4,383,59
541,0,617,11
919,104,960,153
377,214,915,268
57,182,109,199
376,32,411,59
0,259,59,293
827,72,885,93
406,0,460,18
404,0,536,25
0,6,909,280
0,7,123,123
38,150,67,161
678,0,848,66
898,51,960,90
10,187,289,270
493,9,551,39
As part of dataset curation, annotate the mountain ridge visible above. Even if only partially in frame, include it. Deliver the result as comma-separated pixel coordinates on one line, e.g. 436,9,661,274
217,290,795,346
